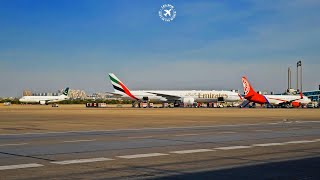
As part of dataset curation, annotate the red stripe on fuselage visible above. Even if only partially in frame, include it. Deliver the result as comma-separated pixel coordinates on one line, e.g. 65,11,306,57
267,97,287,102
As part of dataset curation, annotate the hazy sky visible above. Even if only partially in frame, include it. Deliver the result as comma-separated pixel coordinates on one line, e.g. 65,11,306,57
1,0,319,97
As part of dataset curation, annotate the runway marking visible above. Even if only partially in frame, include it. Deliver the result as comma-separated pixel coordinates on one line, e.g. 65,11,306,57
170,149,214,154
0,143,28,147
296,121,320,124
254,130,273,132
253,142,286,147
3,121,319,136
51,157,113,165
63,139,96,143
252,139,320,147
268,122,280,125
174,133,199,137
285,140,318,144
214,146,252,150
117,153,168,159
218,131,236,134
0,163,43,170
288,128,302,130
128,136,153,139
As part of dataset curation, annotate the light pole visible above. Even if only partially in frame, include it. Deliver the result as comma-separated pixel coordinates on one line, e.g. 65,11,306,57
287,67,291,90
297,60,302,92
300,61,302,92
296,63,298,91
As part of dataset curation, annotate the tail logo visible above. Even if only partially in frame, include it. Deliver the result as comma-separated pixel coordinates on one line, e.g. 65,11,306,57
242,78,250,95
63,87,69,96
109,73,139,100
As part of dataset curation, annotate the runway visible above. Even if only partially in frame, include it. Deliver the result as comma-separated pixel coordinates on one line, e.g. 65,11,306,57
1,120,320,179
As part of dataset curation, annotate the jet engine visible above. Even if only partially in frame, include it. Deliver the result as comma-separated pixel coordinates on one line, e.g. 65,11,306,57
181,97,195,105
291,101,301,108
39,100,47,105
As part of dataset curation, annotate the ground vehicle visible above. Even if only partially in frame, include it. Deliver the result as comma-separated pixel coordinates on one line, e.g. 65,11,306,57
307,102,319,108
3,102,11,106
52,103,59,107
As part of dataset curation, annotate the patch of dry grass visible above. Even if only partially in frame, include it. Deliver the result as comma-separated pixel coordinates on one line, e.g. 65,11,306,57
0,105,319,134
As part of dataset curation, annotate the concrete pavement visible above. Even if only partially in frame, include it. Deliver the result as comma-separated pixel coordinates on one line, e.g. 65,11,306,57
1,120,320,179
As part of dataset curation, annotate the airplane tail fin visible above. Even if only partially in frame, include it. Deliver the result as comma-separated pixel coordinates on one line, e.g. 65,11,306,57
62,87,69,96
241,76,257,98
108,73,138,100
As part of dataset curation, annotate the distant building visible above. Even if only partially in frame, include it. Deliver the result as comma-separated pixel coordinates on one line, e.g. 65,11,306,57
282,86,320,102
303,90,320,102
23,90,32,96
64,89,87,99
86,92,121,100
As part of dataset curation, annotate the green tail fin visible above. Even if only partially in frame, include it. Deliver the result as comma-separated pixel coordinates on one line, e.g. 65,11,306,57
63,87,69,96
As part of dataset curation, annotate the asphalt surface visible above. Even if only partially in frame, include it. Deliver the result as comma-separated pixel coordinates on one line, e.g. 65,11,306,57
0,120,320,179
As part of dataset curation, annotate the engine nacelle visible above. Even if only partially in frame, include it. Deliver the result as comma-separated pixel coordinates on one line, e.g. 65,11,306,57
39,100,47,105
181,97,195,105
291,101,301,108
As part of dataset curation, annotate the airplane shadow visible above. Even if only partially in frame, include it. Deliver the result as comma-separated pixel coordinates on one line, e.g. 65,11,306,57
153,156,320,180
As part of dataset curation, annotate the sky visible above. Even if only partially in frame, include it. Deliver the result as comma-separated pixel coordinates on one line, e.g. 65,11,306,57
0,0,319,97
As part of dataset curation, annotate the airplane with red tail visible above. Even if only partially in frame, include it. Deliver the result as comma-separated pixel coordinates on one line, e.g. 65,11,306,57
241,76,311,108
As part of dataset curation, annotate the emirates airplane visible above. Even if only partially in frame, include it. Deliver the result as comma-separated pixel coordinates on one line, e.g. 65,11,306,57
19,87,70,105
108,73,242,105
241,77,311,107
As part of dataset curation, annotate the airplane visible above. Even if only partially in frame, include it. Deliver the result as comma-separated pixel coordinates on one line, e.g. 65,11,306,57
19,87,70,105
241,77,311,108
164,9,172,17
108,73,242,106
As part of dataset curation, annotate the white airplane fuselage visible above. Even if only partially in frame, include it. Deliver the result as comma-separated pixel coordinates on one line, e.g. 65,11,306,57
19,95,69,104
116,90,241,103
264,95,311,105
241,76,311,107
108,73,242,104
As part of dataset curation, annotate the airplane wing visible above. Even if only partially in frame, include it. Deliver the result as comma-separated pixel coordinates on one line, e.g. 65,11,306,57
106,92,124,98
274,96,302,106
146,92,181,101
47,99,62,103
281,93,303,104
279,98,300,105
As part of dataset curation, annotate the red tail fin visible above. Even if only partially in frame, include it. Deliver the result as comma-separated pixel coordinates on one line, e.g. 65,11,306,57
241,76,256,98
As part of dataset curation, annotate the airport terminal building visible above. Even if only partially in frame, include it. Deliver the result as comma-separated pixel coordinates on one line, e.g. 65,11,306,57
303,90,320,102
